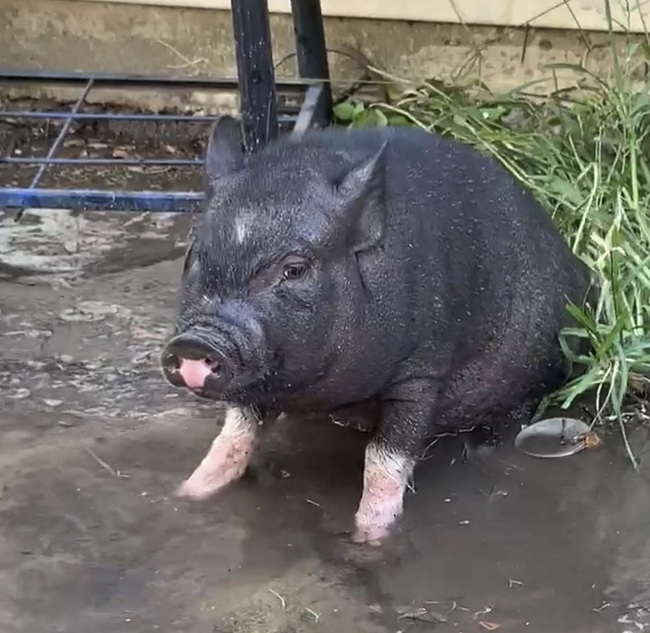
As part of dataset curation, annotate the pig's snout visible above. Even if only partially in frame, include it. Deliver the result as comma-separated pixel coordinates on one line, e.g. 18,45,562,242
161,334,234,394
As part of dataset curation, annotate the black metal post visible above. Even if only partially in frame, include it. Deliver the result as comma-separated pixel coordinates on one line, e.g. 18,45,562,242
289,0,332,127
230,0,279,153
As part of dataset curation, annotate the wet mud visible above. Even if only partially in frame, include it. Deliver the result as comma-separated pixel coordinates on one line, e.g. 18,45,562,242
1,145,650,633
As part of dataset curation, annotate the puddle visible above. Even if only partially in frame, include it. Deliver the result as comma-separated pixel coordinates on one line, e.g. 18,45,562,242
0,403,649,633
0,207,191,283
0,198,649,633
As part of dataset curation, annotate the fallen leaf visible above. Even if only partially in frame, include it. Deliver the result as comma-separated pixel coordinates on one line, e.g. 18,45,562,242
583,431,603,449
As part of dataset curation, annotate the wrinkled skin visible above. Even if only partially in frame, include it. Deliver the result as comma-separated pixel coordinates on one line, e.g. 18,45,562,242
160,116,594,545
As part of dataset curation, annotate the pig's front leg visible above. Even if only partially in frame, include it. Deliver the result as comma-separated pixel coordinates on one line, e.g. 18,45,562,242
177,405,274,500
352,380,438,545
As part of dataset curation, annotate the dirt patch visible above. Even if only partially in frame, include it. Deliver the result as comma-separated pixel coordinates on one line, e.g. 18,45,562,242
1,115,650,632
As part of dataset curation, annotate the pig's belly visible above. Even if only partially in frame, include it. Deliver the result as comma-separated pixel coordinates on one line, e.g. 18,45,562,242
279,396,380,433
325,399,379,433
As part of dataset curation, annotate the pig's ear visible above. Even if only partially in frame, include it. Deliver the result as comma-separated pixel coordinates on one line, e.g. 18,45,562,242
335,141,388,252
204,115,245,183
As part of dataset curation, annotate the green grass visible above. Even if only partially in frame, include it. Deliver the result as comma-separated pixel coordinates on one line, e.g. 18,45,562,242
331,14,650,446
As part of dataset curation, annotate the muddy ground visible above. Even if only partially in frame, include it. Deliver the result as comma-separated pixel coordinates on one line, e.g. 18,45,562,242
2,110,650,633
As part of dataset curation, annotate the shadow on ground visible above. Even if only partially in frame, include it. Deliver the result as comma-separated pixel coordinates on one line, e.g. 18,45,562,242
1,207,650,633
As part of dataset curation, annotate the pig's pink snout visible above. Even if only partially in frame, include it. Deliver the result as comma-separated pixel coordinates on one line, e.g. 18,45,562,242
178,357,221,390
161,334,237,395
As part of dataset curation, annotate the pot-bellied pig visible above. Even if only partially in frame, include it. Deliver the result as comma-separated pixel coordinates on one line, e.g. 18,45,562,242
160,116,593,545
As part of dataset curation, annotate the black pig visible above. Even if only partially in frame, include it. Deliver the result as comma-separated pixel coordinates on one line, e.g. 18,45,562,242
160,116,593,545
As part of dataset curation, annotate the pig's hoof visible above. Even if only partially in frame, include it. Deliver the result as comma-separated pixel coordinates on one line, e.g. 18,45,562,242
175,467,242,500
175,478,221,500
351,523,391,546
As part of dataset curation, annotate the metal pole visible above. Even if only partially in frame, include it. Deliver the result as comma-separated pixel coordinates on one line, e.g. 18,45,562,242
230,0,279,153
289,0,332,127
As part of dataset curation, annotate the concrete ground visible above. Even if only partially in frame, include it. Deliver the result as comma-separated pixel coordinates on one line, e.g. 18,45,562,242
1,206,650,633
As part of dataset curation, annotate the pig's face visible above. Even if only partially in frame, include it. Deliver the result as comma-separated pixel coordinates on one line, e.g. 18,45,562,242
160,117,387,406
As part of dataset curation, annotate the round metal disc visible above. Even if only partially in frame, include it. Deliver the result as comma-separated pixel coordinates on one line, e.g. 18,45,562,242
514,417,593,458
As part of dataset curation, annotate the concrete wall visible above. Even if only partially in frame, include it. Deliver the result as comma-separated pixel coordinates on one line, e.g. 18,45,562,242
74,0,650,33
0,0,646,111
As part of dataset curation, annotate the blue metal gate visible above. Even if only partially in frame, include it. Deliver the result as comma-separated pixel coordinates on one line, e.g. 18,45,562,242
0,0,332,216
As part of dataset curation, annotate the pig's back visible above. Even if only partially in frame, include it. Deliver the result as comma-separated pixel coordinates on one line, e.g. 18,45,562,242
302,126,589,426
265,127,590,426
380,126,590,426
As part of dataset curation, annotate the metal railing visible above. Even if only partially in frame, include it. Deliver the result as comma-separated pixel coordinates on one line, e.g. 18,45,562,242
0,0,332,216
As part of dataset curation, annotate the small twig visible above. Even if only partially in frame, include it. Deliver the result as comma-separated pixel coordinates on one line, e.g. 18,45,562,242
156,39,208,70
85,446,120,477
619,415,640,472
268,588,286,609
156,38,192,63
305,607,320,622
85,446,129,478
474,605,493,619
447,601,470,613
168,59,207,70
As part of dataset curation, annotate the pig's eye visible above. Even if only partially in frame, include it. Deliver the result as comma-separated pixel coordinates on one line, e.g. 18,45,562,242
282,262,309,281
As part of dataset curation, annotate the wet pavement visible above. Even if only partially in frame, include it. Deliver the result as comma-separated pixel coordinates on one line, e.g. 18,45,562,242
1,206,650,633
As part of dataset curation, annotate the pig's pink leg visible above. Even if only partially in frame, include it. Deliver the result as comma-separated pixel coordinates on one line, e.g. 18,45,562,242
352,443,415,545
177,406,258,500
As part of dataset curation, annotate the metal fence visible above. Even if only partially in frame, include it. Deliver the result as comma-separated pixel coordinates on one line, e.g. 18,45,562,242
0,0,332,216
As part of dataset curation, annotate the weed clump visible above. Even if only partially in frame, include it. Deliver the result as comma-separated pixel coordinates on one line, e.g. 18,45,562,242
333,30,650,434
